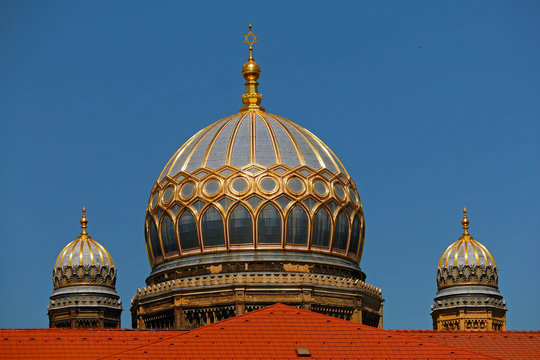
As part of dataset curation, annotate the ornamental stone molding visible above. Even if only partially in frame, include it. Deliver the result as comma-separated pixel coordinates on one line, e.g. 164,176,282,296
132,272,382,301
53,265,117,289
436,264,498,289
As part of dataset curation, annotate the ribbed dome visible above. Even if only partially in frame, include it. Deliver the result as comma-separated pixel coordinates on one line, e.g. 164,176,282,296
143,30,366,280
145,109,365,270
436,209,498,290
157,112,349,181
438,237,495,269
52,208,117,290
55,236,114,269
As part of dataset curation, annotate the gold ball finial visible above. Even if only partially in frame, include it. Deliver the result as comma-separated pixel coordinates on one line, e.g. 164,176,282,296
80,206,88,236
240,24,265,112
461,207,469,235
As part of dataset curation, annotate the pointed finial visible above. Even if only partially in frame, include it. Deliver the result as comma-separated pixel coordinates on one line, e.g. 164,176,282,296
240,24,265,112
80,206,88,236
461,207,469,235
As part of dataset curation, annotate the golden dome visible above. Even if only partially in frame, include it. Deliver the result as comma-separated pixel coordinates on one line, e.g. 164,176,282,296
437,208,496,269
436,208,498,290
52,208,116,289
144,26,365,271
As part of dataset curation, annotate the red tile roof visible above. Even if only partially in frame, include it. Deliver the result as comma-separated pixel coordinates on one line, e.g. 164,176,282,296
0,328,184,360
1,305,538,360
396,330,540,360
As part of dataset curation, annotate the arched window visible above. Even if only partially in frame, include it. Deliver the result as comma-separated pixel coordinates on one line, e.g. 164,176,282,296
286,205,308,245
333,211,349,250
349,215,361,256
201,206,225,247
178,210,199,250
258,204,282,244
149,218,162,257
312,207,331,248
229,204,253,245
160,214,177,254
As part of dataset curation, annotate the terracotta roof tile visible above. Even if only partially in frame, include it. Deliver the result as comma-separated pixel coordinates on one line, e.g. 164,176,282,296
98,304,500,360
396,330,540,360
1,305,538,360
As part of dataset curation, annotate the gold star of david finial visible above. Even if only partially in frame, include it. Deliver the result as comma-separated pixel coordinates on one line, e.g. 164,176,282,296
243,24,258,49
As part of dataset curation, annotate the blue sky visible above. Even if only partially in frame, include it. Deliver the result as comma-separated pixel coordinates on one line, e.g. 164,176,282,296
1,1,539,330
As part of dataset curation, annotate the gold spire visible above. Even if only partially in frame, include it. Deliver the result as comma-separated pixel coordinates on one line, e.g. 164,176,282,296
240,24,265,112
80,206,88,236
461,207,469,236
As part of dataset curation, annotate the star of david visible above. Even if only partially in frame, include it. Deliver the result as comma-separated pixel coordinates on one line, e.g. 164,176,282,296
243,25,258,47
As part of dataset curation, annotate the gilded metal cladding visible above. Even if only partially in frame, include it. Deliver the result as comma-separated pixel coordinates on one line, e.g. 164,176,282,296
52,208,117,289
145,112,365,269
49,208,122,328
431,209,506,331
436,209,498,290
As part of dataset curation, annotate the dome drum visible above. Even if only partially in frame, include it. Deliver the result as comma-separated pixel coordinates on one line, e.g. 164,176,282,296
145,250,366,286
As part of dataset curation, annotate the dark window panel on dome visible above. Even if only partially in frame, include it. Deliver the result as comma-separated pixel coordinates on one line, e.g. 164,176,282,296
247,195,263,209
160,215,178,254
286,205,309,245
229,205,253,245
276,195,292,210
312,207,332,248
303,197,317,211
258,204,282,244
333,211,349,250
201,206,225,247
149,219,163,258
171,204,182,216
349,215,361,256
218,196,233,211
178,211,199,250
192,200,206,213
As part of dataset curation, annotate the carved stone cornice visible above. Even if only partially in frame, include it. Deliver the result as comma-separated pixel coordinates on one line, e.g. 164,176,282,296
431,295,507,312
48,295,122,311
132,272,382,303
53,265,117,289
436,264,498,290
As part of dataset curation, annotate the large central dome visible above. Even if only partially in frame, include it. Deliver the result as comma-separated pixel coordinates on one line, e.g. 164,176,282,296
133,27,382,330
145,110,365,271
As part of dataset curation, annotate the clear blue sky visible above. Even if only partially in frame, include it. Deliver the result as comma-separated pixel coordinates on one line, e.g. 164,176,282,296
1,1,539,330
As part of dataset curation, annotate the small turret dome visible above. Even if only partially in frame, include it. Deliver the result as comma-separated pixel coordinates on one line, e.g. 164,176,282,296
48,208,122,328
436,208,498,289
52,208,117,289
431,208,507,331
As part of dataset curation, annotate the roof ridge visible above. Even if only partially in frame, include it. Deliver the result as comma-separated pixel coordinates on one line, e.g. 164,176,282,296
95,304,290,359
